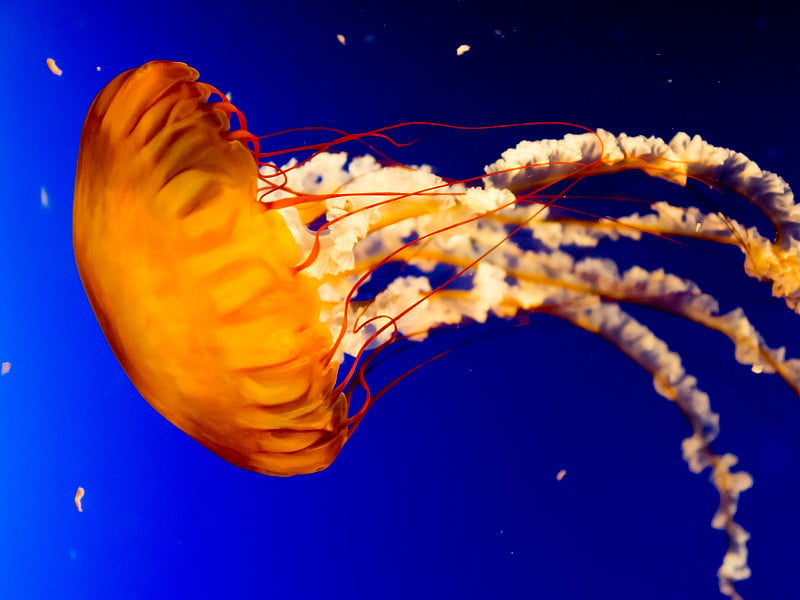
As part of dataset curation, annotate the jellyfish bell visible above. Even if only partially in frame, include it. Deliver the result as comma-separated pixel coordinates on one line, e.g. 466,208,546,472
73,61,347,477
75,61,800,598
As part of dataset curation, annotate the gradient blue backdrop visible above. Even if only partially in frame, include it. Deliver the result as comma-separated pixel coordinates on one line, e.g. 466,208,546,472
1,1,799,598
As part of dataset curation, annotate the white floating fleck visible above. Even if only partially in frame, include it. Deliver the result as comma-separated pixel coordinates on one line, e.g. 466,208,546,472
46,58,63,76
0,362,10,375
556,469,567,481
74,486,85,512
456,44,471,56
336,34,346,46
40,186,49,208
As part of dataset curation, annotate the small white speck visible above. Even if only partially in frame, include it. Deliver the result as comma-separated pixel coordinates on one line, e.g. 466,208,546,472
456,44,471,56
74,486,85,512
751,363,763,374
556,469,567,481
1,362,10,375
336,34,346,46
40,187,49,208
46,58,63,76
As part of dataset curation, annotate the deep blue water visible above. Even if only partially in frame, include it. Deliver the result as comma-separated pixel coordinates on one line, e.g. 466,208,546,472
2,2,799,599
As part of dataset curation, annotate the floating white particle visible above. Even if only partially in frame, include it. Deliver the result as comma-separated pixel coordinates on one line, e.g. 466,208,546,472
336,34,346,46
40,186,49,208
0,362,10,375
456,44,471,56
46,58,63,76
74,487,85,512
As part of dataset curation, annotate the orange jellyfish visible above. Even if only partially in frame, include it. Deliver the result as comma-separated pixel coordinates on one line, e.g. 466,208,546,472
74,61,800,599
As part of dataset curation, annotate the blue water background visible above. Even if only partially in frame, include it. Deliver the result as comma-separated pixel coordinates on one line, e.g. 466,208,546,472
1,2,799,598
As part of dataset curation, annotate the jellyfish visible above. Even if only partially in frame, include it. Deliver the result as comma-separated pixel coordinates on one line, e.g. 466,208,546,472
73,61,800,599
